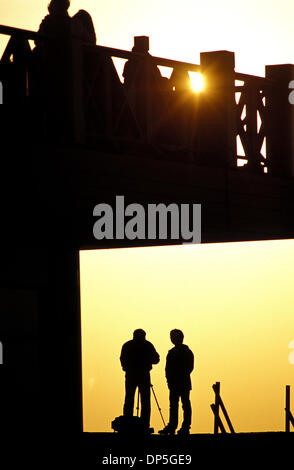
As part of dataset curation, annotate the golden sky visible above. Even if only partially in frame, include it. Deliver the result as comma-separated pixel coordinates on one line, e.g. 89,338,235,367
80,240,294,433
1,0,294,76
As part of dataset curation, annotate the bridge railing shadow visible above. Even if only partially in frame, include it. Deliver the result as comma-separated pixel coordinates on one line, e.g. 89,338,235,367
1,25,292,177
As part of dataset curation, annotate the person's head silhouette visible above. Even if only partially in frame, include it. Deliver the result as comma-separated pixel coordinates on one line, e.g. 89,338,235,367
133,329,146,341
170,329,184,346
48,0,70,15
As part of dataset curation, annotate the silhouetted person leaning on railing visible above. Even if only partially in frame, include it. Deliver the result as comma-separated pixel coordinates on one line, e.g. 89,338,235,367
159,329,194,436
120,329,160,431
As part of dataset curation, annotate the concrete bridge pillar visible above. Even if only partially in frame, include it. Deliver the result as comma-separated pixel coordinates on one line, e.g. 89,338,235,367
265,64,294,178
198,51,236,167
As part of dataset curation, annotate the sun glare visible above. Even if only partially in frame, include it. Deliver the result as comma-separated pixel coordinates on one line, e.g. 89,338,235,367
189,72,205,92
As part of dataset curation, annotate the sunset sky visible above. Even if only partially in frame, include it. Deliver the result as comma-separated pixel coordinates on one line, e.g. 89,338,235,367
80,240,294,433
2,1,294,434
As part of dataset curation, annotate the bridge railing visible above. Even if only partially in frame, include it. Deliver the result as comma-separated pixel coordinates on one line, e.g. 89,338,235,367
1,25,293,177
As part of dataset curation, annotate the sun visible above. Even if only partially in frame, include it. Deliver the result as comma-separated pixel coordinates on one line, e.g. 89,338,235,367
189,72,205,92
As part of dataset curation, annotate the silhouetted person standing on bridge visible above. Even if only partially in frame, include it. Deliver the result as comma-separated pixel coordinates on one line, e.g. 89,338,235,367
120,329,160,430
159,329,194,435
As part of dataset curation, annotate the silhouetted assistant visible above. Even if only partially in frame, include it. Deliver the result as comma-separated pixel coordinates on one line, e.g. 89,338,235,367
120,329,160,430
159,329,194,435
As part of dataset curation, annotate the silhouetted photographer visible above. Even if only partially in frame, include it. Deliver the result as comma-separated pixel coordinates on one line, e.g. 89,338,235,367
159,329,194,436
120,329,160,430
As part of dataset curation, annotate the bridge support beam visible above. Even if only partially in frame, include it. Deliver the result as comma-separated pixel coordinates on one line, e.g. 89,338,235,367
199,50,236,168
266,64,294,178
